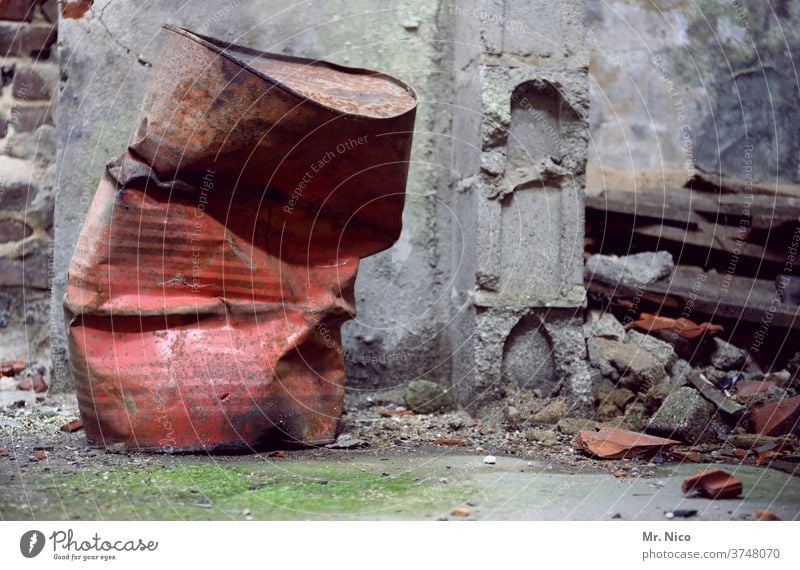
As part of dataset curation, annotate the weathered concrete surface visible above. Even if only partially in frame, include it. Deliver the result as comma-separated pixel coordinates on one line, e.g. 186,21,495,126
51,0,455,391
448,0,590,414
587,0,800,195
3,452,798,521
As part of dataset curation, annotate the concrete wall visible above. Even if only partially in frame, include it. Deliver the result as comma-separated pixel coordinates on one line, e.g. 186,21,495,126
50,0,456,392
0,0,57,377
447,0,591,415
587,0,800,196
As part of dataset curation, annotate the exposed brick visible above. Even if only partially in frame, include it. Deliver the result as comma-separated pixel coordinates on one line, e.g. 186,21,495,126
0,248,49,289
0,23,56,59
0,219,32,242
0,0,36,22
0,181,35,210
12,66,52,100
8,105,52,132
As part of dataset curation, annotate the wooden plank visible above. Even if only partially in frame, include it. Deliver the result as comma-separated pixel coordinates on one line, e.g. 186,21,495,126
586,265,800,330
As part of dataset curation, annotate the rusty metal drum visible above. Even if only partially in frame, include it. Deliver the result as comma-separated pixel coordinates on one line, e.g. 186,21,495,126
64,25,417,452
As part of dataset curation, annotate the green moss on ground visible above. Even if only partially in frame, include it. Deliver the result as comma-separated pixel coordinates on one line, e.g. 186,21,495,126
5,461,470,521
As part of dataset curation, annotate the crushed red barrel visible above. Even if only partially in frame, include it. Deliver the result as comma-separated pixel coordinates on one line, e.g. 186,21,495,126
750,396,800,436
64,26,417,452
682,468,742,499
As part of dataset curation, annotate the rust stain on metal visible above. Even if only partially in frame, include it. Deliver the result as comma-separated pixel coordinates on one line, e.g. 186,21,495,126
64,25,417,452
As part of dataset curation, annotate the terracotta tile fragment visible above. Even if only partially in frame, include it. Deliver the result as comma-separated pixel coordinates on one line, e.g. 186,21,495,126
735,380,776,399
750,396,800,437
0,359,26,376
576,427,680,459
433,437,466,446
60,419,84,433
682,468,742,499
755,509,780,521
625,312,723,339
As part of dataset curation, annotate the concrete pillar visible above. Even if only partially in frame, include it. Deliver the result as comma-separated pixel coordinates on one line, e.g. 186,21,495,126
448,0,592,414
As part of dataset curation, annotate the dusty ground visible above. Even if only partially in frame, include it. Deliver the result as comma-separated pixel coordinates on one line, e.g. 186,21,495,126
1,385,798,520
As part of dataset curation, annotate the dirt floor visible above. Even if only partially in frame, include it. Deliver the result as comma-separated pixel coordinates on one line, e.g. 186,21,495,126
1,387,798,520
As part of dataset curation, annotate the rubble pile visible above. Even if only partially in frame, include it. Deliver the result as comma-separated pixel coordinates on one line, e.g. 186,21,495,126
583,307,800,463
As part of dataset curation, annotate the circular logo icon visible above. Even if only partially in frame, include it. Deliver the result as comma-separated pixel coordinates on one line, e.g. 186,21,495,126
20,530,45,558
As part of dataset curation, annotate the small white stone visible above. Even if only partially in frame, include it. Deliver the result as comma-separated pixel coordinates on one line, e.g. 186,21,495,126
483,455,496,465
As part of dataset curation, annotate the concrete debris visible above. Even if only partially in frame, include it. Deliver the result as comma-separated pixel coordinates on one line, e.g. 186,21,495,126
705,338,748,371
404,380,450,414
555,417,599,436
596,388,635,419
530,398,568,424
326,434,368,449
625,330,678,369
642,382,676,413
575,426,680,459
727,433,794,452
668,358,692,386
682,468,742,500
686,371,745,416
583,310,626,341
525,428,559,447
585,251,674,286
587,337,667,392
646,387,714,444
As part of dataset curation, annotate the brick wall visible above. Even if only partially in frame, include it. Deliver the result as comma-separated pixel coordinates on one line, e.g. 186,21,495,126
0,0,57,385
